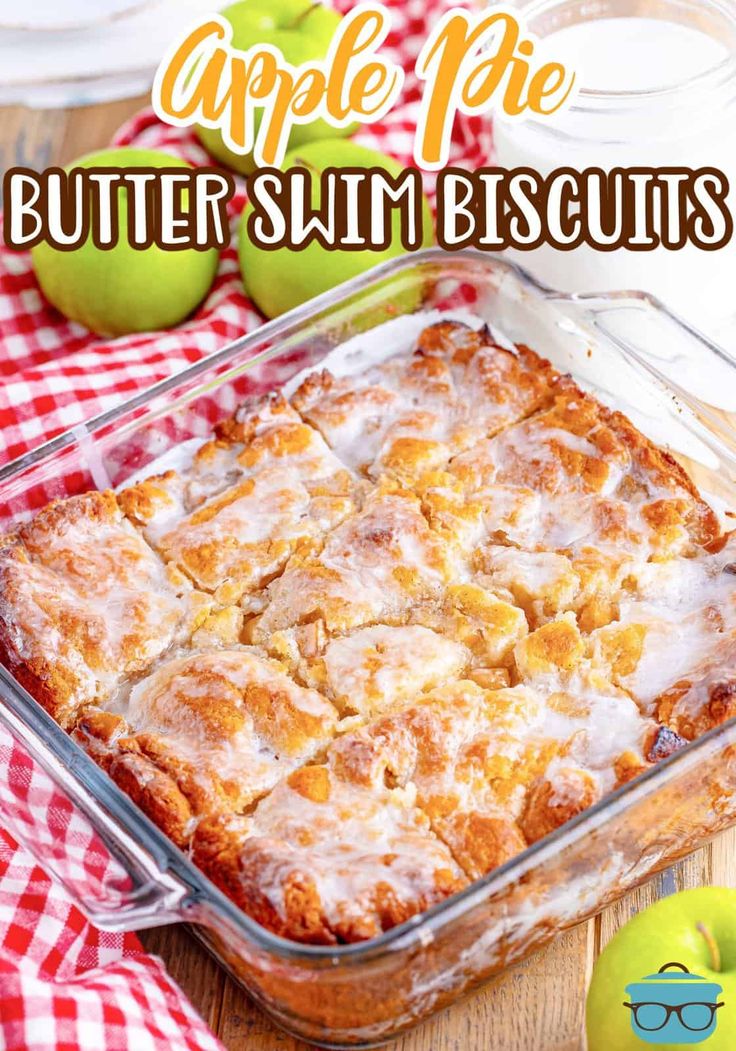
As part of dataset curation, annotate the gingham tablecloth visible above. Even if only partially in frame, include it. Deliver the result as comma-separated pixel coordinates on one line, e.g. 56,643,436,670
0,2,492,1048
0,740,224,1051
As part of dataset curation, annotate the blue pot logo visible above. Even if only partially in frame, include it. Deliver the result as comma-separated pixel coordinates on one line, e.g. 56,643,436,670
624,962,724,1044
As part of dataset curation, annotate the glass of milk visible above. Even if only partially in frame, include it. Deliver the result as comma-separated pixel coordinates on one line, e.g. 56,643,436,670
494,0,736,338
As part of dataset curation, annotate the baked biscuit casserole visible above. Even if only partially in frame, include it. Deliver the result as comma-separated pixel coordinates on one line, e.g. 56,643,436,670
2,319,734,947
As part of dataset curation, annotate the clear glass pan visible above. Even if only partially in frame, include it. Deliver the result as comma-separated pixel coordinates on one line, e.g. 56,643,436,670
2,250,736,1048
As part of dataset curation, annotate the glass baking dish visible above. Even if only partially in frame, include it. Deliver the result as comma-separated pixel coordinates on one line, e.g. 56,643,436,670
2,249,736,1049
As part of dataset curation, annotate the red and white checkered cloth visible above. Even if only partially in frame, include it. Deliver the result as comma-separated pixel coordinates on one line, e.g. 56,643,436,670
0,740,224,1051
0,2,492,1048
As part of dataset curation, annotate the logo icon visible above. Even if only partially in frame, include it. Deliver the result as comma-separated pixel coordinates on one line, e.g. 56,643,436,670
624,962,724,1044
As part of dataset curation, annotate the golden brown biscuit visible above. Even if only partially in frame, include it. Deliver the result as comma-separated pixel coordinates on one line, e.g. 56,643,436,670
270,622,470,718
520,768,599,844
330,675,659,874
119,393,359,605
192,764,466,944
291,321,555,481
263,568,529,725
0,492,206,726
74,647,340,843
252,483,458,639
655,644,736,741
330,681,536,879
449,378,719,559
586,540,736,720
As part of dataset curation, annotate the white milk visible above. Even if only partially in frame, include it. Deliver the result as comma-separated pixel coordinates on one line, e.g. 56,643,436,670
546,18,727,92
494,14,736,338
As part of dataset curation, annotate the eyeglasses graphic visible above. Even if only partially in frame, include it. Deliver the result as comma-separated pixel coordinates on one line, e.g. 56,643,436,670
623,1001,725,1033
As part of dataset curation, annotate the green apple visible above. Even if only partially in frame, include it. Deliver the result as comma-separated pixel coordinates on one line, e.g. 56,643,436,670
239,139,434,317
196,0,354,175
31,147,219,337
587,887,736,1050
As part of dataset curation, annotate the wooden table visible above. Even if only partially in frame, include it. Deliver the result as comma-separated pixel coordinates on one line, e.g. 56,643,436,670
2,96,735,1051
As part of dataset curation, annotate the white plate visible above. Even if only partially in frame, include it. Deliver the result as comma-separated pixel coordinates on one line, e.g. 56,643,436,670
0,0,224,107
0,0,155,32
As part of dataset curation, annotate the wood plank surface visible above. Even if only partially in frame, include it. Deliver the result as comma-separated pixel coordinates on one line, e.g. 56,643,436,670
2,96,735,1051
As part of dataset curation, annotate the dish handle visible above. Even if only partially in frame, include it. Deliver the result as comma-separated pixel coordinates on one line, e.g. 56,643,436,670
0,671,191,932
541,289,736,475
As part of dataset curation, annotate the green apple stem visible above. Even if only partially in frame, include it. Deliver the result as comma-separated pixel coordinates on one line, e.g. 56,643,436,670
288,3,322,30
696,921,721,972
293,156,322,177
